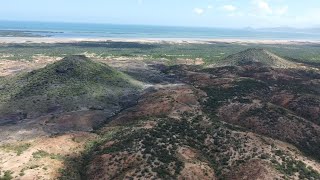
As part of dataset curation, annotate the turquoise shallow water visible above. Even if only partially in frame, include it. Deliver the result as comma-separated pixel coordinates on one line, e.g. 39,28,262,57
0,21,319,40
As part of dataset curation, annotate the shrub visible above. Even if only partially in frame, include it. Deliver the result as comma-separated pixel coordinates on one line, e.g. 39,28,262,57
0,171,13,180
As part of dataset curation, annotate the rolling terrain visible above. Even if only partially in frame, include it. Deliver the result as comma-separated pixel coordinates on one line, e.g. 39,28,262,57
0,46,319,180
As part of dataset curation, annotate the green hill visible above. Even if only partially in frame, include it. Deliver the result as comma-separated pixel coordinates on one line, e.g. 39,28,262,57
0,55,141,119
213,48,298,68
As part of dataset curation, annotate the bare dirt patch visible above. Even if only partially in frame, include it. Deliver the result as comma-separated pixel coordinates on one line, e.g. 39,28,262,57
0,132,94,179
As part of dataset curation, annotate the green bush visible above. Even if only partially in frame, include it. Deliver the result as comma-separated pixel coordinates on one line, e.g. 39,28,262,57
0,171,13,180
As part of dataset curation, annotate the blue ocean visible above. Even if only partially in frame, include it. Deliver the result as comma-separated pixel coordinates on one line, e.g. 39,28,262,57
0,21,319,40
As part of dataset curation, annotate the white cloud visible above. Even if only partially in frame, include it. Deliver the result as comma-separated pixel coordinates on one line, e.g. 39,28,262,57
223,5,237,12
253,0,273,14
193,8,205,15
208,5,213,9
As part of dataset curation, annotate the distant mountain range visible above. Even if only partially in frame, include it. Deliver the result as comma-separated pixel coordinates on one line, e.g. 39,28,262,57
255,27,320,33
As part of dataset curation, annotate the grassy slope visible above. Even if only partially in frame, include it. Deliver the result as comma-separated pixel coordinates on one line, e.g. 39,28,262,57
0,55,141,117
213,48,298,68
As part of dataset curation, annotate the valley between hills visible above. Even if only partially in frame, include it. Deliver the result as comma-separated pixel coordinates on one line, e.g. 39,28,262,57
0,41,319,180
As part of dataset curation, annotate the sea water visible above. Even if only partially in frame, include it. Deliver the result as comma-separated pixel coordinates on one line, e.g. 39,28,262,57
0,21,319,40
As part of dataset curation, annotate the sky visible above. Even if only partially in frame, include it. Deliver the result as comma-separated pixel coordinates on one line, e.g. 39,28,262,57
1,0,320,28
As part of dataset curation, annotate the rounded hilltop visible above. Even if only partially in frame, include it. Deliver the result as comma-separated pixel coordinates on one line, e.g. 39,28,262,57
52,55,112,76
54,55,90,74
213,48,299,68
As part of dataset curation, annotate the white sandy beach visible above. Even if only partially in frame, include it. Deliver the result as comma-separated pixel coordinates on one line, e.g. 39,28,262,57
0,37,320,45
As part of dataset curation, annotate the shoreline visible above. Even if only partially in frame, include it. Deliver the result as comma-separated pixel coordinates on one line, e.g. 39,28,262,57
0,37,320,45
